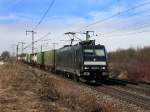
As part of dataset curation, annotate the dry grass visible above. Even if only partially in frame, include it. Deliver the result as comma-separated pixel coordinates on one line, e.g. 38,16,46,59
0,61,19,88
36,71,115,112
0,61,115,112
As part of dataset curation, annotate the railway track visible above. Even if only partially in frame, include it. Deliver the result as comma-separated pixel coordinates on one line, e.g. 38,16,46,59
124,84,150,96
73,78,150,110
93,86,150,110
108,78,139,85
107,78,150,96
138,83,150,89
69,78,150,110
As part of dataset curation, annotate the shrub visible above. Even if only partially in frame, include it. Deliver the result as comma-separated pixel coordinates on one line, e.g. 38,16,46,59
109,46,150,82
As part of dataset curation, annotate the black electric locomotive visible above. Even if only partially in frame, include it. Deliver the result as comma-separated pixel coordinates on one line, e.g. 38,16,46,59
55,40,108,82
22,37,109,83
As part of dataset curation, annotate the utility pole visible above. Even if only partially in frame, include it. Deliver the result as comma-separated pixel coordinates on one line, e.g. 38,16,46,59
18,42,25,54
52,42,58,50
26,30,36,53
118,0,121,14
16,44,19,58
41,45,43,52
11,44,16,57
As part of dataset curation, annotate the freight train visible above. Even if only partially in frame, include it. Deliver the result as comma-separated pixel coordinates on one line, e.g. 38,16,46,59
21,40,109,83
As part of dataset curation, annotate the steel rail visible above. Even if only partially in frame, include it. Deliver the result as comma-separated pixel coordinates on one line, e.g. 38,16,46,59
94,86,150,110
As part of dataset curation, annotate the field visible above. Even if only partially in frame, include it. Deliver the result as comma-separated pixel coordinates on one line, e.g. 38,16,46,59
108,47,150,83
0,61,114,112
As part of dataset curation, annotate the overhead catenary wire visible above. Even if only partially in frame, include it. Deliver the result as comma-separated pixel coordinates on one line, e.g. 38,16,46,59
33,0,55,30
21,1,150,53
79,1,150,30
101,29,150,38
100,19,150,36
98,15,150,37
24,32,51,50
30,1,150,45
37,42,59,52
34,32,51,43
24,0,55,52
100,16,150,35
98,8,150,35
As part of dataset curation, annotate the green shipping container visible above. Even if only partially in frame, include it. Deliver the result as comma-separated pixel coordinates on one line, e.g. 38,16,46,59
37,52,44,65
27,54,31,63
44,50,55,68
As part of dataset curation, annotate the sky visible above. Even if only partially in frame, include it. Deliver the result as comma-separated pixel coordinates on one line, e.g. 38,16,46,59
0,0,150,54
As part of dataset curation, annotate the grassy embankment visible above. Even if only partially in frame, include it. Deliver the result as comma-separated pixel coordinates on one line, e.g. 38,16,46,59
0,61,114,112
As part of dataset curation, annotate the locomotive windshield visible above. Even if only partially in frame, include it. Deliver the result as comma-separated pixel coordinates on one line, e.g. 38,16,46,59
84,49,105,57
95,49,105,56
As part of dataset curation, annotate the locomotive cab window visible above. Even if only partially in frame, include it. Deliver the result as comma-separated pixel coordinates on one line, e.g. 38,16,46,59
84,49,94,56
84,49,94,54
95,49,105,56
84,49,105,56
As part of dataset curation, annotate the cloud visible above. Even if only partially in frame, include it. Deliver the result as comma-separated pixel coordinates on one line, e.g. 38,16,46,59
0,0,150,54
0,14,17,20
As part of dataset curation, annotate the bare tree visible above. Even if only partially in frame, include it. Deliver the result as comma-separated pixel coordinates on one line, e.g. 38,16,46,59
1,51,10,60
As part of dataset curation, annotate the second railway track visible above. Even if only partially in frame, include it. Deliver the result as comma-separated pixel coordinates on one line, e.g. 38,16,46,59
63,77,150,110
107,79,150,96
93,85,150,110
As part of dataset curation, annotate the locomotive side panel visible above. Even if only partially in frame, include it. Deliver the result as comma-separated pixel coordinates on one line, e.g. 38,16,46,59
73,45,83,75
55,46,77,74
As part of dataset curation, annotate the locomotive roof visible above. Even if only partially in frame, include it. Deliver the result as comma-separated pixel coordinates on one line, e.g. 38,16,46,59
59,40,105,52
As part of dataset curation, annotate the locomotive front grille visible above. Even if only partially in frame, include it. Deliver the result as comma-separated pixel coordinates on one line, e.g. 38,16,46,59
91,66,99,70
102,72,108,76
84,61,106,66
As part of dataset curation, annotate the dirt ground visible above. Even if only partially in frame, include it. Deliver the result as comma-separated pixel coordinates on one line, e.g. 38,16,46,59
0,61,114,112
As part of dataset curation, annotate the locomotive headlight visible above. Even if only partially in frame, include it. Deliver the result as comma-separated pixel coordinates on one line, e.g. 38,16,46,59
101,67,106,70
84,67,89,70
84,72,90,76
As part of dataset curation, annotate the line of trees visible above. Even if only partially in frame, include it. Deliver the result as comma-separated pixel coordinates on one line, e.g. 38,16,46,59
1,51,10,60
109,47,150,63
108,46,150,82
